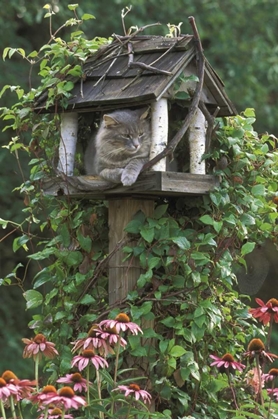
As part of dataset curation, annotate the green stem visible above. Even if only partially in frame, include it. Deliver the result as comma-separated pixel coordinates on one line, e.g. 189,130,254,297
267,379,275,418
266,315,273,351
0,399,6,419
113,334,122,385
34,354,39,391
17,402,23,419
111,334,122,415
96,369,104,419
9,396,17,419
43,406,48,419
255,354,264,405
226,369,239,410
86,365,90,406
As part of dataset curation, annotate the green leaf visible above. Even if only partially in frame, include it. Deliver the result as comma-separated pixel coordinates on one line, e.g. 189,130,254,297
23,290,43,309
77,230,92,252
81,13,95,20
140,226,154,242
241,241,255,256
68,4,78,10
125,218,144,234
251,184,265,197
33,268,52,289
175,91,190,100
172,237,191,250
159,340,169,354
213,220,223,233
243,108,256,117
199,215,214,225
154,204,168,219
59,224,71,247
147,256,160,269
169,345,187,357
58,250,83,267
80,294,96,305
13,234,29,252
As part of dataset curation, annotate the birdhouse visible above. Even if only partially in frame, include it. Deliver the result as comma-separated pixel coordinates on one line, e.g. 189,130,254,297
36,22,237,307
38,30,236,199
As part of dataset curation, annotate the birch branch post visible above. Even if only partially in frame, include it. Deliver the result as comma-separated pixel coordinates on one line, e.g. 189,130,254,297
57,113,78,176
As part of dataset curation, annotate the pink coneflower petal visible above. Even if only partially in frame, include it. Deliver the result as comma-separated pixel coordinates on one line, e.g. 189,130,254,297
71,350,108,372
210,353,245,373
113,383,151,404
99,313,143,336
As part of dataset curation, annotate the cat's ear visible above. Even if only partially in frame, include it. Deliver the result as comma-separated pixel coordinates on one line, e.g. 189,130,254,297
103,114,119,127
139,107,151,120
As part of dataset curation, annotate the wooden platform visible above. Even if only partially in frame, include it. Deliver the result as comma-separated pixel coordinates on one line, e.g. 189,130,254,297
42,171,219,199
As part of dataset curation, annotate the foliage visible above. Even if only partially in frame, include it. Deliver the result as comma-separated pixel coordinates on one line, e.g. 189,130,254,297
1,4,278,419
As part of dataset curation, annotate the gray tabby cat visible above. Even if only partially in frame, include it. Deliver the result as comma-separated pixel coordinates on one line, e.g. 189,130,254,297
84,107,151,186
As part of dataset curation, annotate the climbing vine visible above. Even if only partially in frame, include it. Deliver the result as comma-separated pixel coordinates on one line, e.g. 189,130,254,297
1,4,278,419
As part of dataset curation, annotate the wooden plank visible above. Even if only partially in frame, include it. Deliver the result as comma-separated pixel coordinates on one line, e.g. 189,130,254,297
42,171,219,199
108,198,155,305
65,49,196,109
131,36,193,53
85,51,189,79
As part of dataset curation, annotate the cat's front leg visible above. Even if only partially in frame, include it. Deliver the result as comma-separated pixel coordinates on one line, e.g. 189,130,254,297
121,158,146,186
99,168,123,183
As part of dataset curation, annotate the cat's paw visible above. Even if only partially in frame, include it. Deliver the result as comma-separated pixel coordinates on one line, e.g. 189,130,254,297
121,170,137,186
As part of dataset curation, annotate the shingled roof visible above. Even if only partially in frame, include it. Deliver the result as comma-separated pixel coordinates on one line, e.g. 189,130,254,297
36,34,236,117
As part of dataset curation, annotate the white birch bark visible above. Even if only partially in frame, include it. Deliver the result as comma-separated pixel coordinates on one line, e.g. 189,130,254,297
150,99,168,171
57,112,78,176
189,109,206,174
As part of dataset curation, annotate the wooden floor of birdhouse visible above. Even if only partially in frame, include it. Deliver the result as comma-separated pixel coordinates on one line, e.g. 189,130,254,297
42,171,219,199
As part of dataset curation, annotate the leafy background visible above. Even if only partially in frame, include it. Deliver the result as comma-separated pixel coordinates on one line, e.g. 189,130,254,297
0,0,278,411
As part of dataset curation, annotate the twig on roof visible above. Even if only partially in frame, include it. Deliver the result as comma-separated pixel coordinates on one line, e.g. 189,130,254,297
93,45,124,87
150,41,178,67
121,40,172,91
128,61,172,75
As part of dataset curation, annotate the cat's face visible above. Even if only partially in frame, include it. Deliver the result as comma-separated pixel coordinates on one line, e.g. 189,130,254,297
101,108,150,155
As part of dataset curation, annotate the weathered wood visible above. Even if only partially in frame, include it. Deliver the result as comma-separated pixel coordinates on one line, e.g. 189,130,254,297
41,172,219,199
108,198,154,305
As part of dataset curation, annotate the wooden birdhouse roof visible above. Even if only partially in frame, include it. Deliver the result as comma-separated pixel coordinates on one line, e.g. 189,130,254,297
35,34,236,116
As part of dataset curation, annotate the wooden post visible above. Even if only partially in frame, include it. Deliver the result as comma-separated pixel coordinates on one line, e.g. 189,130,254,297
108,198,154,305
189,108,206,174
108,197,155,410
57,112,78,176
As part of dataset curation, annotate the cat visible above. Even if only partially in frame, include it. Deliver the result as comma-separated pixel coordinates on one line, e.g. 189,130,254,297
84,107,151,186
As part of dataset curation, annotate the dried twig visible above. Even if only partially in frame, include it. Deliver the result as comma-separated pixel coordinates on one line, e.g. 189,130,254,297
113,22,161,42
142,16,205,172
93,45,124,86
198,100,220,153
149,40,178,67
128,61,172,75
121,40,172,91
121,6,132,36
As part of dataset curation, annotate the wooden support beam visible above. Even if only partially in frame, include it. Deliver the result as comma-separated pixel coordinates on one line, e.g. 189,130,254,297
108,198,154,305
42,171,219,199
